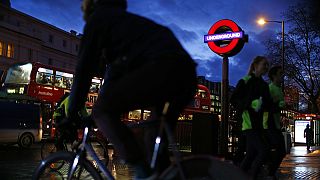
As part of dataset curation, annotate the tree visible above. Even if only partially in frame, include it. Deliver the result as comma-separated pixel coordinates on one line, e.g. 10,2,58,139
264,3,320,114
305,0,320,34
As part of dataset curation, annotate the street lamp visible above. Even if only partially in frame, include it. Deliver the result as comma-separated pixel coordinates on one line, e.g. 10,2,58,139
257,18,285,92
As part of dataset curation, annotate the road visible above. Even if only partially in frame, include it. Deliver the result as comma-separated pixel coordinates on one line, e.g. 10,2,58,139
0,143,41,179
0,142,135,180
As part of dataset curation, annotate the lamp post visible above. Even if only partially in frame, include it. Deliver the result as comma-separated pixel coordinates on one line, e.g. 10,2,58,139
257,18,285,92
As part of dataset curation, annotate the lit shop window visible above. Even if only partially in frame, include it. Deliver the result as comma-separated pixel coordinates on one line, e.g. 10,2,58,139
7,44,14,58
0,41,3,56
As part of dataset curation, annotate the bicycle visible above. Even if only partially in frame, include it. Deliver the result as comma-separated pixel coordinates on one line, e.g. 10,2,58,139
40,122,109,170
33,102,249,179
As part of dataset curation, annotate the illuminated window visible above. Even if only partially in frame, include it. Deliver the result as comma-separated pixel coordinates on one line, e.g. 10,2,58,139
36,67,54,85
89,78,102,93
7,44,14,58
55,71,73,89
128,110,141,120
0,41,3,56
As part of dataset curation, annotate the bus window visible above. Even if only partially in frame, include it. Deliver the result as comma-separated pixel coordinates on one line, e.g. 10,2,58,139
36,68,53,86
90,78,101,93
4,63,32,84
55,71,73,89
199,89,207,99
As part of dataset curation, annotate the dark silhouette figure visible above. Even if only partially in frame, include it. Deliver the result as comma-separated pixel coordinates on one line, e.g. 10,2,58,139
230,56,272,180
304,124,313,151
266,65,286,178
66,0,197,179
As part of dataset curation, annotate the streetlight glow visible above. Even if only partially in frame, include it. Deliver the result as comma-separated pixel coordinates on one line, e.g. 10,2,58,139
256,17,285,92
257,18,266,25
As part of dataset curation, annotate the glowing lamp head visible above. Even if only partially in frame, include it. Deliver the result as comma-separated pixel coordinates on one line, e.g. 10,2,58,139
257,18,267,25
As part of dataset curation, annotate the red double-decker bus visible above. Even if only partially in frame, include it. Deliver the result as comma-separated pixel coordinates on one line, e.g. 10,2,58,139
177,84,211,120
1,62,102,137
121,84,211,151
123,84,211,122
2,62,101,104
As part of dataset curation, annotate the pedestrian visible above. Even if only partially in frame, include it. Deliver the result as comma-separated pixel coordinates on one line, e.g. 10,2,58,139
265,65,286,178
304,124,313,151
64,0,197,179
230,56,272,179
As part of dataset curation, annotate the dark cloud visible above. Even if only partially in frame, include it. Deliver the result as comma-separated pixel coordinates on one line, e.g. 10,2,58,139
168,23,198,43
10,0,302,84
195,58,222,82
254,29,278,44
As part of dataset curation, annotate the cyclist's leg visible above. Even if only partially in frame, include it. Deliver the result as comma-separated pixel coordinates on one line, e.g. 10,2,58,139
93,58,196,177
144,101,191,173
93,88,149,176
143,106,173,174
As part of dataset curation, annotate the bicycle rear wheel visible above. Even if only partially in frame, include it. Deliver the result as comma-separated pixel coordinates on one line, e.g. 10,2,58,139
33,151,102,180
160,155,249,180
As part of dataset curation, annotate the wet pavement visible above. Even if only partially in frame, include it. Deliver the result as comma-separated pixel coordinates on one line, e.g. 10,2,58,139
0,143,319,179
277,146,320,180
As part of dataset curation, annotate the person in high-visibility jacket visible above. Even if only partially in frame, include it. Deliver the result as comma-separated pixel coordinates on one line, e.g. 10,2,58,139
53,93,88,150
230,56,273,179
265,65,286,178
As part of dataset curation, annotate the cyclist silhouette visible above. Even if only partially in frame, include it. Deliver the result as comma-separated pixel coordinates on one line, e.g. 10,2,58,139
54,93,88,150
66,0,197,179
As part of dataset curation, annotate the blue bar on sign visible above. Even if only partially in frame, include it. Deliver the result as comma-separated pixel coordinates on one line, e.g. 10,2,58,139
204,31,243,43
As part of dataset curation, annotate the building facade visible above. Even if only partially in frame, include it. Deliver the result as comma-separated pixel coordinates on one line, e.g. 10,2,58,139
0,1,80,76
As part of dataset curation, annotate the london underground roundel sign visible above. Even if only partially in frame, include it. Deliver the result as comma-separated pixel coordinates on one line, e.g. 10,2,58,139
204,19,248,57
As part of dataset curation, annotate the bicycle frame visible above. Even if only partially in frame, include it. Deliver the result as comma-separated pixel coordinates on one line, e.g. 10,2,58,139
150,102,187,180
68,126,114,180
67,102,187,180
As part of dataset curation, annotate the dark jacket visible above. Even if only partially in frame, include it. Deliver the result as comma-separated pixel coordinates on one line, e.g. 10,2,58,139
230,74,273,131
68,1,195,114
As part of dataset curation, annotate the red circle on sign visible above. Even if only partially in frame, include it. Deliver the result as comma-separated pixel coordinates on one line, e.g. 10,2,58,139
207,19,240,55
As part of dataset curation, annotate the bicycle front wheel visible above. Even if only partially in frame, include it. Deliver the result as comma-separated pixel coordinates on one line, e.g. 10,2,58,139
160,155,249,180
33,151,102,180
41,140,57,160
41,140,68,159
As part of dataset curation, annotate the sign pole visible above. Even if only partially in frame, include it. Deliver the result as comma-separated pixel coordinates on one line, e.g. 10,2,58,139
220,56,229,156
204,19,247,158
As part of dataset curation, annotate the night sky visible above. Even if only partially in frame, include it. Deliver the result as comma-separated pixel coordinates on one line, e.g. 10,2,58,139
10,0,302,85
